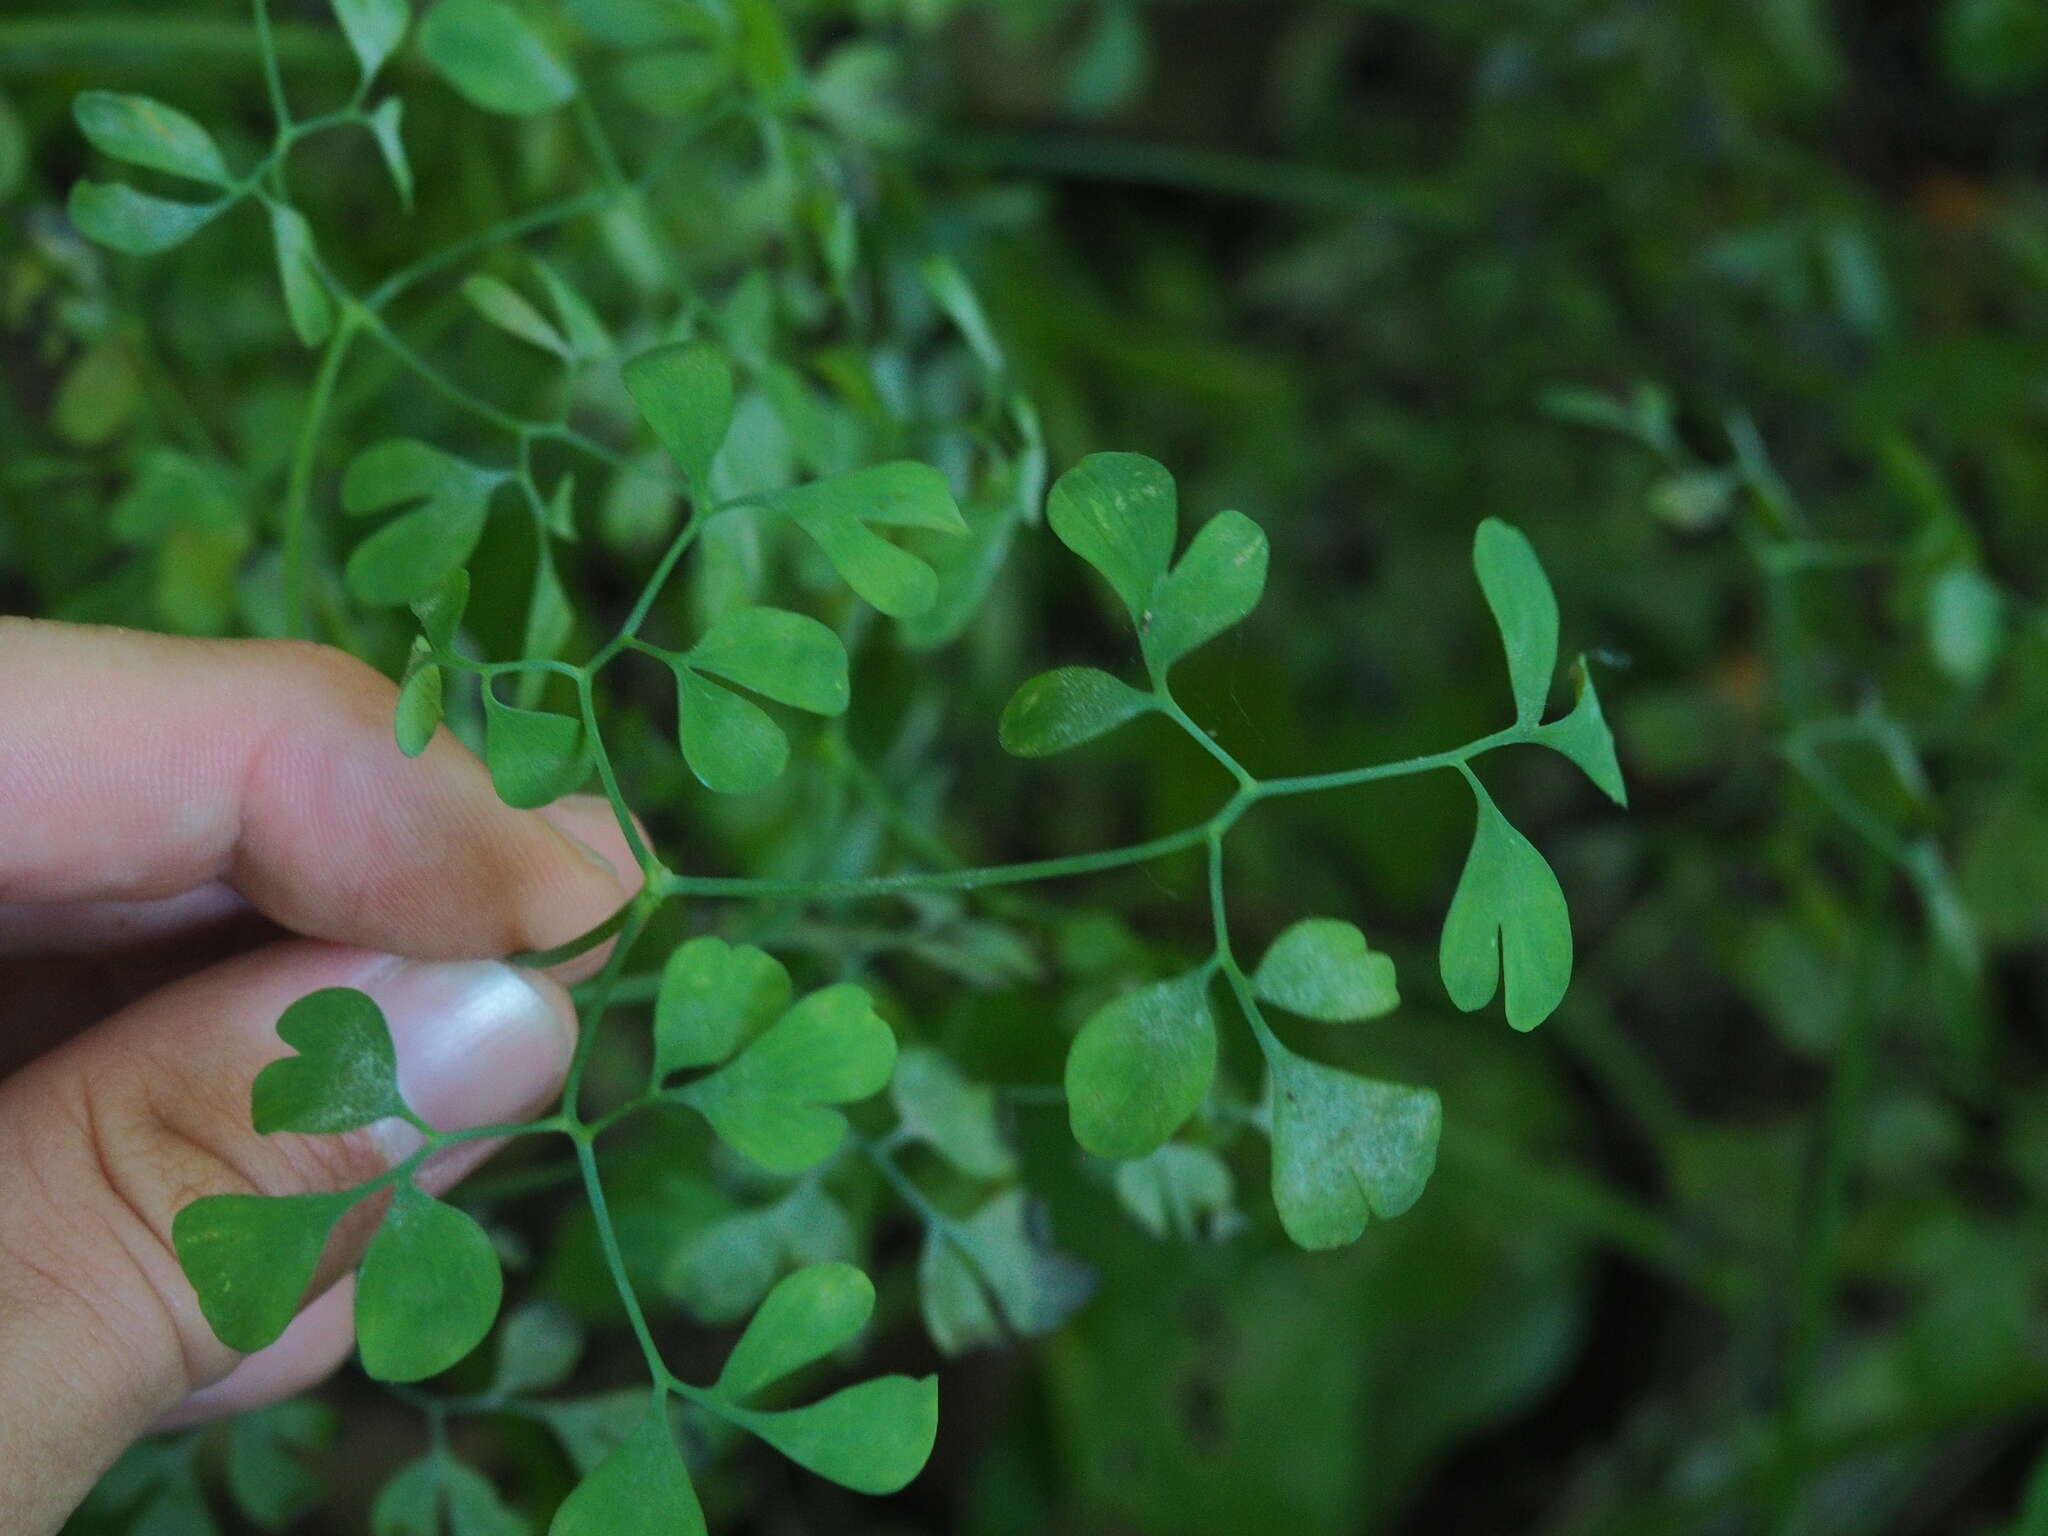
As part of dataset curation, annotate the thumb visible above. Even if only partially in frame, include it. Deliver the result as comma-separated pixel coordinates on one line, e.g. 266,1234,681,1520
0,941,574,1532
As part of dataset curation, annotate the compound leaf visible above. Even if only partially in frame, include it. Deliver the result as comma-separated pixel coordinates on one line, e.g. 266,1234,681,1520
1252,918,1399,1023
715,1263,873,1401
333,0,411,83
890,1048,1015,1180
688,607,849,715
420,0,576,115
998,666,1153,757
1473,518,1559,725
551,1413,704,1536
1439,779,1572,1029
623,341,731,498
252,987,407,1134
481,688,591,808
173,1191,358,1353
674,666,787,794
740,1375,938,1495
1141,508,1268,673
654,936,791,1078
1047,452,1176,620
685,983,896,1173
1065,968,1216,1160
1266,1043,1440,1250
68,181,221,255
268,204,335,348
356,1183,503,1383
1534,658,1627,806
73,91,229,186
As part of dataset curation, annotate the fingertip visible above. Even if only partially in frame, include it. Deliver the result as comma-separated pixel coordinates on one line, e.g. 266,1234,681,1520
537,795,649,900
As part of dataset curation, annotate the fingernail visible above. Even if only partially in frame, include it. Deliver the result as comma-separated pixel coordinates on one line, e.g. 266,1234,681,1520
358,960,576,1161
539,796,626,883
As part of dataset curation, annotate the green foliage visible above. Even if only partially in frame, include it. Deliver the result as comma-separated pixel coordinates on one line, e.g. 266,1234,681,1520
16,3,1661,1529
1253,919,1399,1024
342,440,506,606
1065,968,1217,1159
1438,778,1573,1031
679,984,899,1173
251,987,407,1135
418,0,577,117
1265,1046,1440,1251
171,1192,355,1353
355,1184,504,1383
998,666,1155,757
549,1414,703,1536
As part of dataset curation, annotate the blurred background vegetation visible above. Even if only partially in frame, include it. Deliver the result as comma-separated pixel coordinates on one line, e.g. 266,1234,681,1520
6,0,2048,1532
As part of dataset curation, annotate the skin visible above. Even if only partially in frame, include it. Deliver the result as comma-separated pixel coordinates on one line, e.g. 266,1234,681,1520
0,619,642,1533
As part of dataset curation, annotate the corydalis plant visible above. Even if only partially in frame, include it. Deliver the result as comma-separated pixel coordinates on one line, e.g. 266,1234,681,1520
172,362,1621,1527
58,0,1621,1527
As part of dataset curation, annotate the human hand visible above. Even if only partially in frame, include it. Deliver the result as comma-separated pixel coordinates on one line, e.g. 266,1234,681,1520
0,620,639,1533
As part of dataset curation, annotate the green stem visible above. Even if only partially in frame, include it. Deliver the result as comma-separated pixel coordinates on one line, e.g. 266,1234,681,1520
655,820,1212,901
281,307,360,639
572,1131,670,1385
251,0,290,129
1257,724,1525,798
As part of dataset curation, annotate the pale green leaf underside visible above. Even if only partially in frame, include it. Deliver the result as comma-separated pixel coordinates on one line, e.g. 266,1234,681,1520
1114,1143,1236,1241
333,0,411,82
889,1047,1016,1180
269,203,335,348
1267,1044,1440,1250
675,665,787,793
1252,917,1399,1023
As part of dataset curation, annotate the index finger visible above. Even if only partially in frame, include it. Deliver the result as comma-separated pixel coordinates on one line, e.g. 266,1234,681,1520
0,619,635,959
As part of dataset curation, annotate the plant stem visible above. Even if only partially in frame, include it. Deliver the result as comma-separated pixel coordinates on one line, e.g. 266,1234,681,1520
281,307,360,638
